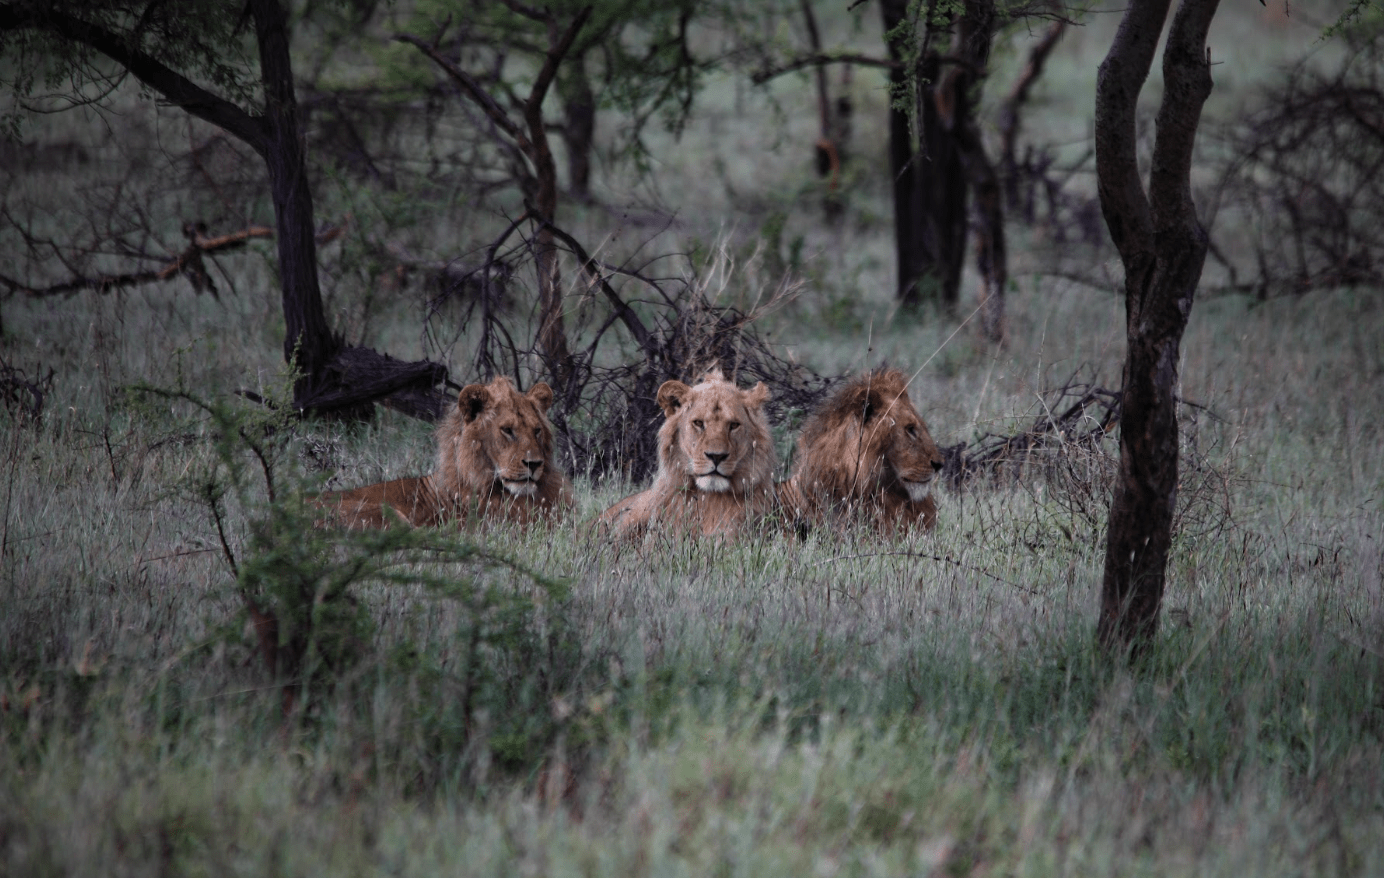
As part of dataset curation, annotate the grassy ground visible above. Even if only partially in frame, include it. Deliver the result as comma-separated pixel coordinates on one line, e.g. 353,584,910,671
3,2,1383,875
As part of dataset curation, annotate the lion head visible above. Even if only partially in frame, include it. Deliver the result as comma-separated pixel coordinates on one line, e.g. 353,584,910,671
655,368,774,495
785,368,944,533
434,376,567,503
601,368,777,537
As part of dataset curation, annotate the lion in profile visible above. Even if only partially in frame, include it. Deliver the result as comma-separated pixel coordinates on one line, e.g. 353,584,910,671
317,376,573,529
600,368,777,538
780,368,944,534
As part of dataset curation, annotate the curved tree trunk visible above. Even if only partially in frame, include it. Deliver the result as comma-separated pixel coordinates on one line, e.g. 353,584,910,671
1094,0,1220,656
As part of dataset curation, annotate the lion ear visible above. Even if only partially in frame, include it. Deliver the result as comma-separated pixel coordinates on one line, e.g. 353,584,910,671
657,380,691,417
458,383,491,423
746,381,770,407
837,382,879,424
527,382,555,412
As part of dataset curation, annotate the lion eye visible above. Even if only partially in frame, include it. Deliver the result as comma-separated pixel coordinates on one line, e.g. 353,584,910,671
533,428,542,440
728,421,740,432
905,423,918,438
692,419,704,431
501,426,515,439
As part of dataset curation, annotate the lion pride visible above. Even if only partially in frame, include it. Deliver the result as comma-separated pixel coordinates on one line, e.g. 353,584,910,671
600,368,777,538
316,376,573,529
781,368,944,534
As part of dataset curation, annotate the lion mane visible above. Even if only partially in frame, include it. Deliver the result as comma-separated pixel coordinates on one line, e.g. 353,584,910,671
781,368,944,534
600,368,777,538
318,376,573,529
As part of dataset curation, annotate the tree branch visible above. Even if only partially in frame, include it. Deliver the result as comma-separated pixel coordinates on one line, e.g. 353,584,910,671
523,5,591,220
525,208,660,360
395,33,529,148
750,52,901,85
5,225,273,299
0,4,269,154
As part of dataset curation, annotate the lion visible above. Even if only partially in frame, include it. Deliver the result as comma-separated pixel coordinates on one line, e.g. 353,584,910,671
316,376,573,529
780,368,944,534
600,368,778,539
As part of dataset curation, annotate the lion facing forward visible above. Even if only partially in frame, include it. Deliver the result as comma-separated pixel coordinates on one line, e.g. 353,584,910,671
600,369,777,538
781,369,944,534
317,376,573,529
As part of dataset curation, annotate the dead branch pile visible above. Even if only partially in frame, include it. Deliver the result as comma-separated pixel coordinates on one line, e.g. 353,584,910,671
0,357,55,425
944,378,1121,485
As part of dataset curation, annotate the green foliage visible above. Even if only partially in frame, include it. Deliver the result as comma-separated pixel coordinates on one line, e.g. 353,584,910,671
0,1,259,133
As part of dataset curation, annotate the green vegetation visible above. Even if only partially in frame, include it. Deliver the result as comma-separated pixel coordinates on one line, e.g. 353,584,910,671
3,1,1382,875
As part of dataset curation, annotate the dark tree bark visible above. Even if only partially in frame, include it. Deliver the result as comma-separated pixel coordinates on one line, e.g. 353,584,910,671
801,0,844,224
559,52,597,204
248,0,342,408
1094,0,1220,656
881,0,967,309
950,0,1006,343
997,17,1065,207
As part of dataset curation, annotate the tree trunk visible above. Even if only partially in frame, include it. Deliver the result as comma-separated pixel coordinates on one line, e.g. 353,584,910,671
249,0,343,411
1094,0,1220,656
559,52,596,204
951,0,1006,343
881,0,967,309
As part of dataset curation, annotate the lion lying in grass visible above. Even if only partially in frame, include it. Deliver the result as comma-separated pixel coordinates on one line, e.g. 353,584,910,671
600,368,778,538
780,368,943,534
316,376,573,529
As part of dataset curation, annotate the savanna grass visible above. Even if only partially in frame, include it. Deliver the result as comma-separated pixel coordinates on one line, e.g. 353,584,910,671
3,2,1382,871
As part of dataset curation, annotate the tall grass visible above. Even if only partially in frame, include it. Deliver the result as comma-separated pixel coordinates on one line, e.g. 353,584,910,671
3,2,1382,873
3,269,1380,874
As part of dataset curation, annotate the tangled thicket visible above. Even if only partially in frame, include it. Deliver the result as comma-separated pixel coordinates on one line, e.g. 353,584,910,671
1208,33,1384,296
427,239,834,484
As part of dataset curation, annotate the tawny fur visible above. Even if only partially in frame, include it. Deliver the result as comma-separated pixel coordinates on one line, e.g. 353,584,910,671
316,376,574,529
600,368,778,539
781,369,944,535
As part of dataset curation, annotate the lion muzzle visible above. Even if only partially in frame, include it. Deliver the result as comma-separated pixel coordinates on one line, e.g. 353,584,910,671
694,450,734,492
900,477,933,503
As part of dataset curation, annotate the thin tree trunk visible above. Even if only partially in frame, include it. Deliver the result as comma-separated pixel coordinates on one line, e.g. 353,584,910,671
881,0,967,309
998,18,1065,208
250,0,341,410
559,52,596,203
1094,0,1220,656
952,0,1006,343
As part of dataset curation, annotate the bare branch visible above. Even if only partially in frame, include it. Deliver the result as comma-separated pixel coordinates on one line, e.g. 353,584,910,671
750,52,900,86
395,33,529,148
5,225,273,299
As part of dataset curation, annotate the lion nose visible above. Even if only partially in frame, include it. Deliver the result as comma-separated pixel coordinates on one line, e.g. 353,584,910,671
705,451,728,468
525,459,542,476
931,459,944,473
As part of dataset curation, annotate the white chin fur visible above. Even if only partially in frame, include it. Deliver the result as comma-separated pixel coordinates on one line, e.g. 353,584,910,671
504,480,538,498
695,474,732,493
902,479,932,502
